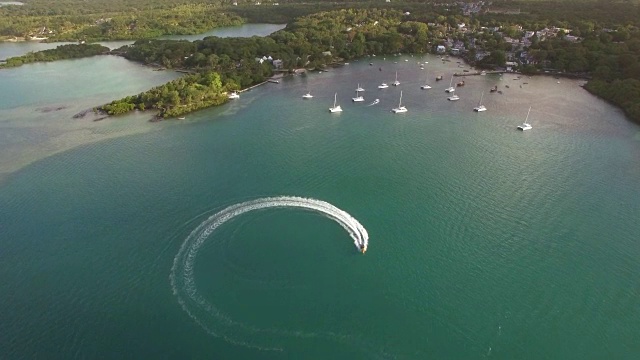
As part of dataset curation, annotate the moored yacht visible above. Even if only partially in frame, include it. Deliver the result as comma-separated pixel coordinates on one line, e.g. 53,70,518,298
352,90,364,102
392,71,400,86
517,106,533,130
448,94,460,101
228,92,240,99
445,75,455,93
356,83,365,92
329,93,342,113
473,92,487,112
302,92,313,99
378,82,389,89
391,91,407,113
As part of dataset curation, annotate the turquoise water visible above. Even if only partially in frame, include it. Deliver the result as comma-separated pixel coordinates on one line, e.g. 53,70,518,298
1,54,639,358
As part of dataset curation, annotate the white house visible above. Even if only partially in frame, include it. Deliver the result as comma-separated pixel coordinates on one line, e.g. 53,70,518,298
436,45,446,53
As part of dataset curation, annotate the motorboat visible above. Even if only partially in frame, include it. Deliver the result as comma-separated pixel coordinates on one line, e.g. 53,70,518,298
392,71,400,86
445,75,455,93
302,93,313,99
228,92,240,99
352,90,364,102
448,94,460,101
378,82,389,89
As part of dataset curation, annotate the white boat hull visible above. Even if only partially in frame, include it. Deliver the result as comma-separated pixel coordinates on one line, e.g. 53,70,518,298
329,106,343,113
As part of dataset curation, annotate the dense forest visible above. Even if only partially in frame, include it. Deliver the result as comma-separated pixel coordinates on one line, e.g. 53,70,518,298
0,43,109,67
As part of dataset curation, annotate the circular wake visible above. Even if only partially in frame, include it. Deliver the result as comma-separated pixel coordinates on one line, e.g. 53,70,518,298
170,196,369,351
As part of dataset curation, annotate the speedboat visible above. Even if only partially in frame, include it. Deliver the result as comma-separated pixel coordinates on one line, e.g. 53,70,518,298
302,93,313,99
228,92,240,99
378,83,389,89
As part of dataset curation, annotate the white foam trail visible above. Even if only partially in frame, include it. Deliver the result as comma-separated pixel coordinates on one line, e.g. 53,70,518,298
170,196,369,350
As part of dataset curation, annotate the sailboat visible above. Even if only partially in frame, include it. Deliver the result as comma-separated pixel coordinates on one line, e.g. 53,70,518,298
378,82,389,89
302,92,313,99
473,91,487,112
356,83,365,92
329,93,342,113
352,90,364,102
421,72,432,90
391,91,407,113
517,107,533,130
445,75,455,93
392,71,400,86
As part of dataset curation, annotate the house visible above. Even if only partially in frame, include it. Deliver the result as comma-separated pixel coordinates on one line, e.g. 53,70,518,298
450,48,460,55
404,12,411,16
436,45,446,53
272,59,283,69
505,61,518,72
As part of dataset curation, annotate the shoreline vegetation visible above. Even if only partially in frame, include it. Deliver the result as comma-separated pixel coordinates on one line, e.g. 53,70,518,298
0,43,109,67
1,1,639,124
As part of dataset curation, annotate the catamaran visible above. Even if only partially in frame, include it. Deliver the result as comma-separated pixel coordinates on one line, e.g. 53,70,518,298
392,71,400,86
392,91,407,113
445,75,455,93
329,93,342,113
352,90,364,102
448,93,460,101
356,83,365,92
517,107,533,130
473,91,487,112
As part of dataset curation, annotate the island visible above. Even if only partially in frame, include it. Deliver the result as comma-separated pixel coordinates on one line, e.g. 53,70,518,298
0,44,110,68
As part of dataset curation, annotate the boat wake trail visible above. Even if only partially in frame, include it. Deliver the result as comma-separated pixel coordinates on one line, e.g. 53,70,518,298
170,196,371,352
367,99,380,106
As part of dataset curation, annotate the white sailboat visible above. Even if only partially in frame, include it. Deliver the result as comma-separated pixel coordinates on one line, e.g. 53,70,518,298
473,91,487,112
378,82,389,89
421,72,432,89
392,71,401,86
392,91,407,113
356,83,365,92
352,90,364,102
445,75,455,93
447,93,460,101
517,106,533,130
329,93,342,113
228,91,240,99
302,92,313,99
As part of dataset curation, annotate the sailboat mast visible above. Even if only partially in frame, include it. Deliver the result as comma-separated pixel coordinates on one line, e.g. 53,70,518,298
525,106,531,122
449,75,453,87
334,93,337,107
399,91,403,107
478,91,484,106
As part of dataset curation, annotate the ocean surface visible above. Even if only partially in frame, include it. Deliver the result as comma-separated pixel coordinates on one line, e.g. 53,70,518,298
1,36,639,358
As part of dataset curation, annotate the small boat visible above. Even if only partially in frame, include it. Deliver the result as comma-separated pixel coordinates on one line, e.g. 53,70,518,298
456,81,465,87
490,85,498,93
329,93,342,113
356,83,365,92
463,69,469,72
448,94,460,101
302,93,313,99
391,91,407,113
369,63,373,66
435,75,443,81
517,107,533,131
421,73,432,89
228,92,240,99
177,117,185,120
378,82,389,89
480,71,486,76
505,85,510,88
392,71,400,86
445,75,455,93
352,90,364,102
473,92,487,112
497,90,503,94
